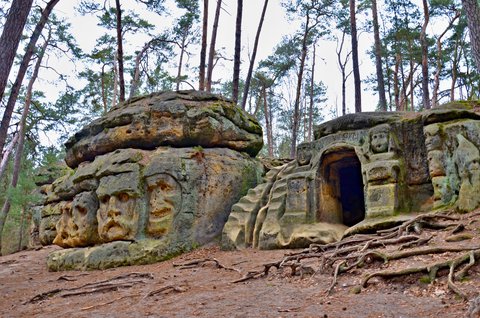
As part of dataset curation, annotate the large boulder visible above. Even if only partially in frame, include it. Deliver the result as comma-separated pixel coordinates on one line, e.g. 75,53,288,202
64,90,263,168
42,90,264,270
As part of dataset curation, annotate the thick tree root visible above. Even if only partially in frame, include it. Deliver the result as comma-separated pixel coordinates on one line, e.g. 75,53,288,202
173,258,240,273
233,209,480,303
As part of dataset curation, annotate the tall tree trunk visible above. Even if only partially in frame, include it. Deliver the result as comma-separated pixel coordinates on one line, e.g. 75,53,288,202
0,0,59,160
371,0,387,111
199,0,208,91
262,86,273,157
112,56,118,108
394,53,400,110
176,34,187,91
241,0,269,109
0,30,48,255
420,0,430,110
433,12,460,107
130,42,151,98
206,0,222,92
336,30,350,116
349,0,362,112
290,14,310,158
0,133,19,182
101,64,108,113
0,0,33,103
17,207,25,252
115,0,125,102
451,35,461,101
462,0,480,72
232,0,243,105
308,44,316,142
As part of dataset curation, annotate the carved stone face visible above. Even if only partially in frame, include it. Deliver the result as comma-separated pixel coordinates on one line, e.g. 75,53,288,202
97,192,138,242
146,173,182,238
424,125,442,152
370,127,389,153
297,144,312,166
427,150,445,177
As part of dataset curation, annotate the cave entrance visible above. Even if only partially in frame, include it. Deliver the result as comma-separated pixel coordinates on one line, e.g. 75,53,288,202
317,148,365,227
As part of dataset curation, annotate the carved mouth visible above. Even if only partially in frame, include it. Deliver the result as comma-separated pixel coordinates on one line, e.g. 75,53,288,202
150,207,171,218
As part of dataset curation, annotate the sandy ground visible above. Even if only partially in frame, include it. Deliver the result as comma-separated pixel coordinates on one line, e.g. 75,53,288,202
1,241,477,318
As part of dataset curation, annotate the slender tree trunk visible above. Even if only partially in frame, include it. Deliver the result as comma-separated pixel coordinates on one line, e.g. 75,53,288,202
17,206,25,252
371,0,387,111
0,0,34,103
130,42,151,98
112,57,118,108
349,0,362,112
0,30,48,255
433,12,460,107
394,53,400,110
101,65,108,113
263,86,273,157
115,0,125,102
232,0,243,105
308,44,316,142
0,133,19,182
206,0,222,92
0,0,59,160
462,0,480,72
241,0,269,109
336,30,350,116
290,14,310,158
199,0,208,90
451,36,460,101
420,0,430,110
176,34,187,91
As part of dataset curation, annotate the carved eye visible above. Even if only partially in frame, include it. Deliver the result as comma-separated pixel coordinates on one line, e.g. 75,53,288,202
77,207,87,215
101,195,110,204
118,193,130,202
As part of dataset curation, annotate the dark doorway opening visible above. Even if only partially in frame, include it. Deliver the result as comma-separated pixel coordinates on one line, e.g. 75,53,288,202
317,149,365,226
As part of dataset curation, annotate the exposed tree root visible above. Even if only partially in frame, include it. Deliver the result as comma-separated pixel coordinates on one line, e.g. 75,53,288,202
26,272,154,304
173,258,241,273
145,283,189,298
233,210,480,303
81,293,141,311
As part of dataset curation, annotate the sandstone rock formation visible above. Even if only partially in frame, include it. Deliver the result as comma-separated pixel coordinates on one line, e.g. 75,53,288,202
222,103,480,250
43,91,264,270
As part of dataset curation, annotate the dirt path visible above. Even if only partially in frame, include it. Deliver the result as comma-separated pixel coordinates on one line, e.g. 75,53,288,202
0,243,474,318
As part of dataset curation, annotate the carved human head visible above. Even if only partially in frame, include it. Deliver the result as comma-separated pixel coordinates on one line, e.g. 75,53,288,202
427,150,445,178
145,173,182,238
297,143,312,166
424,124,442,152
96,171,142,242
370,125,390,154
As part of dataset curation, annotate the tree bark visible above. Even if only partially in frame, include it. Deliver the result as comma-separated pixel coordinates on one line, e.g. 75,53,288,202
0,0,34,103
336,30,350,116
433,11,460,107
0,0,59,161
130,42,151,98
462,0,480,72
206,0,222,92
115,0,125,102
262,86,273,157
199,0,208,91
308,43,316,142
290,13,310,158
0,29,49,255
101,64,108,113
371,0,387,111
420,0,430,109
176,34,187,91
0,133,19,182
349,0,362,112
241,0,269,110
232,0,243,105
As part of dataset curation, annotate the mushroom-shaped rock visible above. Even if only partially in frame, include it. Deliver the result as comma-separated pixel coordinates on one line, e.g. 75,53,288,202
64,90,263,168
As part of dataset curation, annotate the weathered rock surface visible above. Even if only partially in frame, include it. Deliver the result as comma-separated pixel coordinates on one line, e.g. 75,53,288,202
223,103,480,250
64,90,263,168
35,90,265,270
